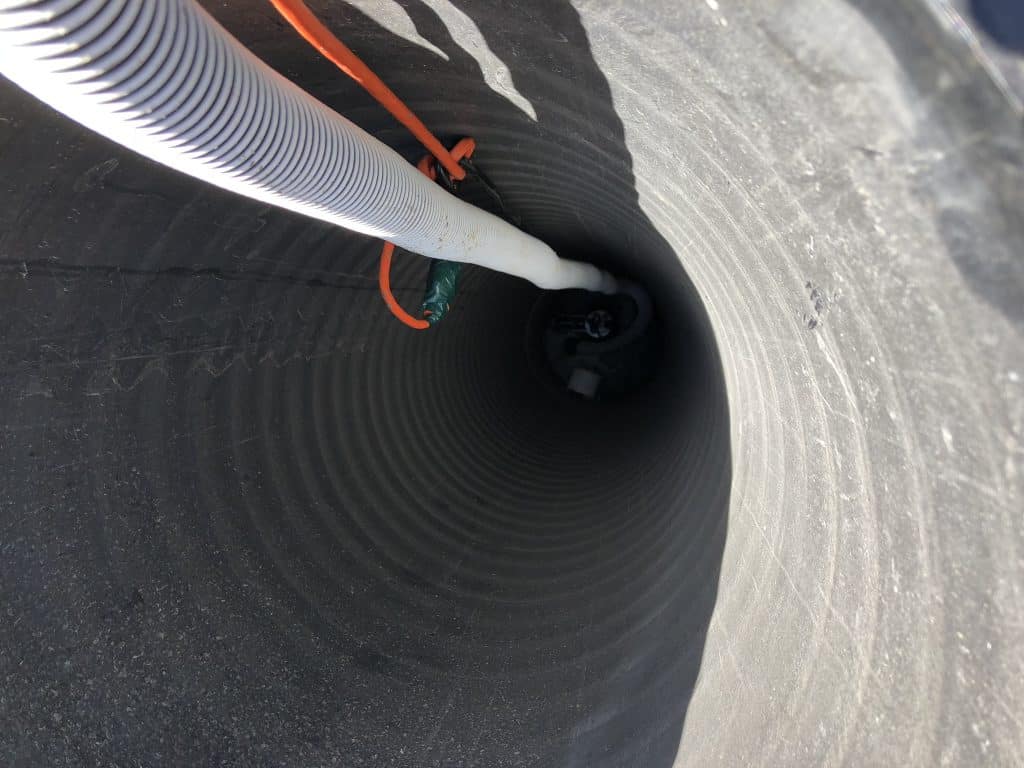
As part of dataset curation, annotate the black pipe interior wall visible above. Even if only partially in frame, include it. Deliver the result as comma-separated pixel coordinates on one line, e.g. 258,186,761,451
1,2,729,765
1,1,1022,766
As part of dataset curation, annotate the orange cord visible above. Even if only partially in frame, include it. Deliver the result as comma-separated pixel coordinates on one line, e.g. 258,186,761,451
378,242,430,330
377,138,477,330
267,0,466,181
269,0,477,330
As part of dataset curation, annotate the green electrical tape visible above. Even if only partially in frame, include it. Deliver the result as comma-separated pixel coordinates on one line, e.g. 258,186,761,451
420,259,463,325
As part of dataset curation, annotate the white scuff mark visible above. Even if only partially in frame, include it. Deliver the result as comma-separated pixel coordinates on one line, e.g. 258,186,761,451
941,425,954,453
1006,436,1019,481
705,0,720,10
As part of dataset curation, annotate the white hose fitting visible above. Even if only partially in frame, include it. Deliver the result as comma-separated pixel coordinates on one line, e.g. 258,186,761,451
0,0,618,294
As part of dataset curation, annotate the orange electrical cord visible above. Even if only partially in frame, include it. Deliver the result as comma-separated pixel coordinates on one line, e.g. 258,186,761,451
268,0,475,330
378,242,430,329
267,0,465,181
377,138,476,330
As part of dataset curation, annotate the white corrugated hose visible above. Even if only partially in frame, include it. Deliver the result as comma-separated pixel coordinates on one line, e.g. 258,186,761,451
0,0,618,293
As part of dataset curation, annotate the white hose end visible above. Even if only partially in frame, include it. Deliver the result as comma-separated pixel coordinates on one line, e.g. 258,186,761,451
597,270,620,295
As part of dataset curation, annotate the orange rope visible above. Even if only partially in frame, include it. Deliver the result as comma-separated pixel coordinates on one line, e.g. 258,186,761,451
267,0,466,181
269,0,477,330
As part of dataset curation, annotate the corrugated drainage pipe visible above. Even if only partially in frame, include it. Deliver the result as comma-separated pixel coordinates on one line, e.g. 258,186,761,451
0,0,1022,767
0,0,617,293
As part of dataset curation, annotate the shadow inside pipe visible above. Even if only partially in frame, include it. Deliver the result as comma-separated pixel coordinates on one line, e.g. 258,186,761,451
0,1,731,766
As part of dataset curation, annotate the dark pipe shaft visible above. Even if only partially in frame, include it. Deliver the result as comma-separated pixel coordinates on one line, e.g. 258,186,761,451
0,1,1021,765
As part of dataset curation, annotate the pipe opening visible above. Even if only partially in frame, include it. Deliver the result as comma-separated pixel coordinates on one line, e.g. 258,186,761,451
6,0,1021,766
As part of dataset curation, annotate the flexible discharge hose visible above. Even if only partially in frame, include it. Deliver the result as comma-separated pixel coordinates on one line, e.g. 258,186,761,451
0,0,618,294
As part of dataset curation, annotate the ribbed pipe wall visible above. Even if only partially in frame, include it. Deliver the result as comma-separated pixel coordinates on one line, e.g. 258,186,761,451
0,0,614,292
1,1,1022,767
